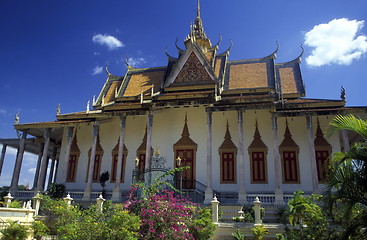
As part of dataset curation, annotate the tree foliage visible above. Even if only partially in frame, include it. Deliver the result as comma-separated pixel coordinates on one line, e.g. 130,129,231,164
324,114,367,239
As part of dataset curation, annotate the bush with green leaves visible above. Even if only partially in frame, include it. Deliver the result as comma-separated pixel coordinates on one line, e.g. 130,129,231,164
251,225,268,240
282,190,340,240
232,229,245,240
0,221,29,240
36,194,140,240
47,183,66,198
189,207,216,240
32,220,49,240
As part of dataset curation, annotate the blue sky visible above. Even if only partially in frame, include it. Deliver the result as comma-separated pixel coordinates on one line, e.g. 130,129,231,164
0,0,367,187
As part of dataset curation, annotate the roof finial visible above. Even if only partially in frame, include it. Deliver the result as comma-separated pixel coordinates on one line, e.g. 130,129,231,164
340,86,346,101
56,104,61,115
14,112,20,125
197,0,201,19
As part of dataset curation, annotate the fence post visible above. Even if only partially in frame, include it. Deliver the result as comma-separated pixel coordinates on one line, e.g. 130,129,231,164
211,195,220,223
32,192,41,216
63,193,73,209
96,193,105,213
253,196,262,225
4,193,13,208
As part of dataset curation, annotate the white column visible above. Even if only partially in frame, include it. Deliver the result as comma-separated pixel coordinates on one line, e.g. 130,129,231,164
145,112,153,170
61,127,74,184
145,112,153,186
83,122,99,200
306,115,319,193
204,110,213,204
341,129,350,151
33,142,44,189
36,128,51,192
112,115,126,202
237,110,247,204
48,146,58,185
10,130,28,193
0,144,7,176
272,116,284,205
54,159,59,182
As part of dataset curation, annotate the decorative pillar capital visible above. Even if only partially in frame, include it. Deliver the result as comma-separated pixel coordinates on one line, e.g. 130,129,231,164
147,111,153,125
66,127,74,139
92,122,99,137
237,110,243,123
272,116,278,130
120,115,127,128
207,111,212,124
44,128,51,138
306,115,313,129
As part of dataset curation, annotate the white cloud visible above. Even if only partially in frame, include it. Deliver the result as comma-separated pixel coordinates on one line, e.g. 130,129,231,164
28,167,36,174
0,174,11,187
304,18,367,67
92,34,124,50
5,146,17,156
92,65,103,75
127,57,146,68
0,109,6,115
23,153,37,167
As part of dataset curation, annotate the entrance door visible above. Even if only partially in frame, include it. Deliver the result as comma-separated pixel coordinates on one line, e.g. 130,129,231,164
176,149,195,189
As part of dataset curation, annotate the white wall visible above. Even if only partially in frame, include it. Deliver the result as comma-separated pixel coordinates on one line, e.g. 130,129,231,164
55,108,342,195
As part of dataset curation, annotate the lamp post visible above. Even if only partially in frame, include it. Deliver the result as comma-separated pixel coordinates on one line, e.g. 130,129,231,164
176,156,182,195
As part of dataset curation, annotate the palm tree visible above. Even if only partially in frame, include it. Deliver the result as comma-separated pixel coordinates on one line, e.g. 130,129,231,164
325,114,367,239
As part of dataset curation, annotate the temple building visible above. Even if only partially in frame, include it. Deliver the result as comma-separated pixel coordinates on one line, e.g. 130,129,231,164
1,0,366,204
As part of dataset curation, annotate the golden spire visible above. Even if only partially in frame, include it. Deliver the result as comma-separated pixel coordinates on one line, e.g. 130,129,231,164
197,0,201,18
185,0,211,50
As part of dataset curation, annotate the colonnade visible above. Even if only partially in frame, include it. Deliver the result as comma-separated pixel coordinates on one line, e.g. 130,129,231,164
0,110,351,203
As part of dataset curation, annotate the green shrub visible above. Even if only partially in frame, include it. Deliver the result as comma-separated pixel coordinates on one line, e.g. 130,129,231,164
251,224,269,240
189,207,216,240
0,221,29,240
47,183,65,198
37,194,140,240
232,229,245,240
10,200,24,208
32,220,49,239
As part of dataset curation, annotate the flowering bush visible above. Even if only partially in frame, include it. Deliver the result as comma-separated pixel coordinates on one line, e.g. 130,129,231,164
125,167,216,240
126,188,196,240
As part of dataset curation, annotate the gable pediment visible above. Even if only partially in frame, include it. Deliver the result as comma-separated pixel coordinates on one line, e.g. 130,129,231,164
164,44,217,89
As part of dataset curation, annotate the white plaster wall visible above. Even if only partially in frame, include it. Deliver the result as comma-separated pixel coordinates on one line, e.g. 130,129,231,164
54,109,343,196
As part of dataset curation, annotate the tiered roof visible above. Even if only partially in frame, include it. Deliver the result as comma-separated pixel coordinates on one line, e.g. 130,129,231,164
12,0,353,132
83,1,343,117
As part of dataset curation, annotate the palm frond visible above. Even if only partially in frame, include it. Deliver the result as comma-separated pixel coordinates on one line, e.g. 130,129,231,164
326,114,367,140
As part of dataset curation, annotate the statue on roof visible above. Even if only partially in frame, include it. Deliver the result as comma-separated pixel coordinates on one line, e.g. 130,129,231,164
56,104,61,115
340,86,346,101
86,100,90,112
14,112,20,125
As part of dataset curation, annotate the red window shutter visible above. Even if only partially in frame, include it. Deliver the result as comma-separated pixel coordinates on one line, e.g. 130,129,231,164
252,151,266,182
283,151,298,182
222,152,235,182
316,150,329,181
